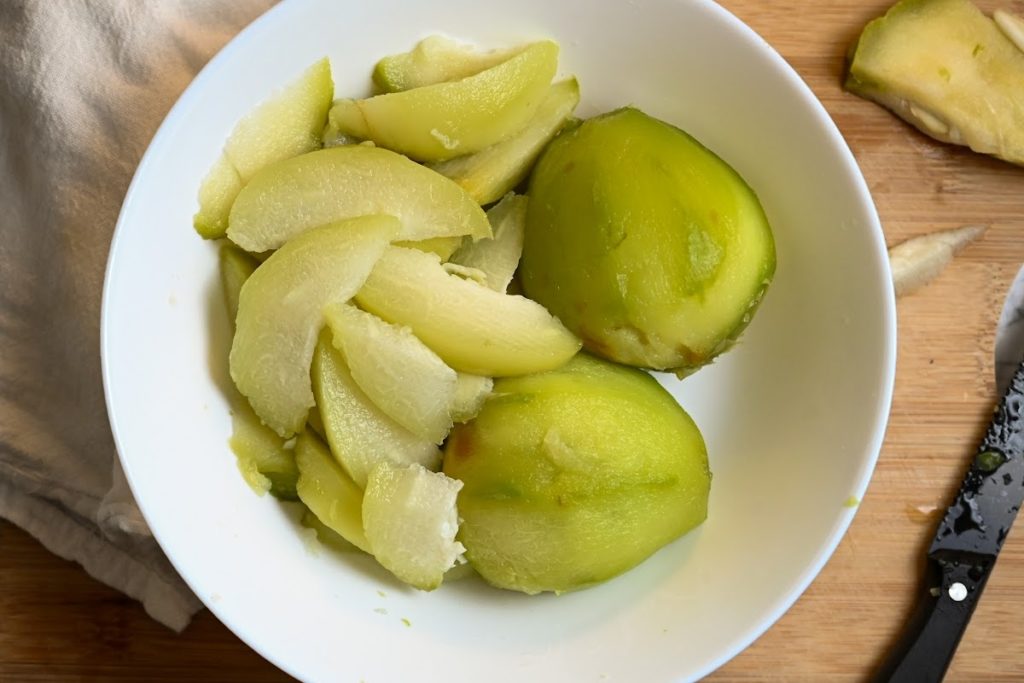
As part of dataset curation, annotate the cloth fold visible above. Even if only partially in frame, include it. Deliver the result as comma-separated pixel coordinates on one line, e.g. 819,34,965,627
0,0,273,631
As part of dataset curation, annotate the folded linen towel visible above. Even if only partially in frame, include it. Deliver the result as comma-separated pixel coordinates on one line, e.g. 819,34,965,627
0,0,274,631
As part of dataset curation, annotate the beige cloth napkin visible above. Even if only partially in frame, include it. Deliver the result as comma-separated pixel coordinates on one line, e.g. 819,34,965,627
0,0,274,631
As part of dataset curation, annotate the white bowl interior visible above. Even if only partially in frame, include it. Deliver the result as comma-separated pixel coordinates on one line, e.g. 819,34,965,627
102,0,895,681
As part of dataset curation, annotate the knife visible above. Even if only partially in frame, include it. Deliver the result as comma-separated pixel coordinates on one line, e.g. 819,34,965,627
874,358,1024,682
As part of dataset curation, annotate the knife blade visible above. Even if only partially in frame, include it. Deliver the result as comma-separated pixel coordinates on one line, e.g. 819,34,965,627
874,359,1024,682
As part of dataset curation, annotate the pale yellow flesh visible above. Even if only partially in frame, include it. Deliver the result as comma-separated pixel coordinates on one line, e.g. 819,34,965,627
295,431,370,553
373,35,519,92
450,373,494,423
362,462,465,590
221,244,292,497
228,396,299,500
442,262,488,286
994,9,1024,54
226,145,490,253
229,399,274,496
194,155,243,239
355,246,581,376
847,0,1024,165
306,404,326,439
449,193,527,292
328,41,559,162
229,216,398,437
430,79,580,204
889,224,986,296
194,58,333,238
226,58,334,181
311,334,441,489
395,235,465,261
320,119,361,148
300,509,357,552
324,303,457,444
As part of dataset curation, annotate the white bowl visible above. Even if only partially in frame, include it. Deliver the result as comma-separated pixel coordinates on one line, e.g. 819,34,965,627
101,0,896,680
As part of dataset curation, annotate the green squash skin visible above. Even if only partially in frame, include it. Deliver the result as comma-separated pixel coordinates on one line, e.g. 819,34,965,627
442,354,710,594
520,107,776,373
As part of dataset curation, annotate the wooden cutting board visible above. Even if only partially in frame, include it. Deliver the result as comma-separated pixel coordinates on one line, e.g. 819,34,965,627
2,1,1022,680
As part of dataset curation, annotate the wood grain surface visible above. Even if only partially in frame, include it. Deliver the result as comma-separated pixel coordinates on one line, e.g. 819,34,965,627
2,1,1023,680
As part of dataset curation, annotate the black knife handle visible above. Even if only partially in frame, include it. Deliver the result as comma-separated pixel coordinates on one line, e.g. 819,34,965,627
873,557,990,683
